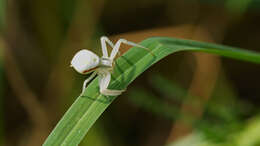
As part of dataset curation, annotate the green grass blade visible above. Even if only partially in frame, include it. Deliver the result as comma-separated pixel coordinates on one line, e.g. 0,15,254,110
43,37,260,146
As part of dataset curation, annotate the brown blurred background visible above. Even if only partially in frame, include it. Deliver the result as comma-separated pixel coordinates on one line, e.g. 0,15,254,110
1,0,260,145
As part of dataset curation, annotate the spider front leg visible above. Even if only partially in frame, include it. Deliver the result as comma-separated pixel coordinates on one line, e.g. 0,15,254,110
101,36,115,58
81,71,97,95
99,71,125,96
109,39,152,60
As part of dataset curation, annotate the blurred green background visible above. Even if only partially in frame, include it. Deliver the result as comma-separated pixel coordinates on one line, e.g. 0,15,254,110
1,0,260,145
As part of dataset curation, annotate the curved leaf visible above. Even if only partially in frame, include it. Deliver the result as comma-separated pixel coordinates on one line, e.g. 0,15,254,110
43,37,260,146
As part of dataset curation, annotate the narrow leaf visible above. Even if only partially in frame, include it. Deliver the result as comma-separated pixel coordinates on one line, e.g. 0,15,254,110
43,37,260,146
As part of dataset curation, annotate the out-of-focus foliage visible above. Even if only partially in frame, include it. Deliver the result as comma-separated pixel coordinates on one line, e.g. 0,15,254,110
226,0,253,14
0,0,4,31
128,88,180,120
0,46,4,146
0,0,4,144
129,73,260,146
169,116,260,146
80,121,111,146
236,116,260,146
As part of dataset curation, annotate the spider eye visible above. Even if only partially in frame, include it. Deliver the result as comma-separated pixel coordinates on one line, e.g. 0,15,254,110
71,49,100,74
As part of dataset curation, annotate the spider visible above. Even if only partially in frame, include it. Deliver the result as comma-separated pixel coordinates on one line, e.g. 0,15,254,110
70,36,151,96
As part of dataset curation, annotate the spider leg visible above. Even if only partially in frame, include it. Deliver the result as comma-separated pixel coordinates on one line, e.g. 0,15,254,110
101,36,115,58
81,71,97,95
109,39,153,60
99,71,125,96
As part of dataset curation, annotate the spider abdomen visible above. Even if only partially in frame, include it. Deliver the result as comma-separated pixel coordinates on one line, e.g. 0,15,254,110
71,49,100,74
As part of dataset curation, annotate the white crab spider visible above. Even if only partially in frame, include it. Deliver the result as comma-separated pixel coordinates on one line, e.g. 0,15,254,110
71,36,150,96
